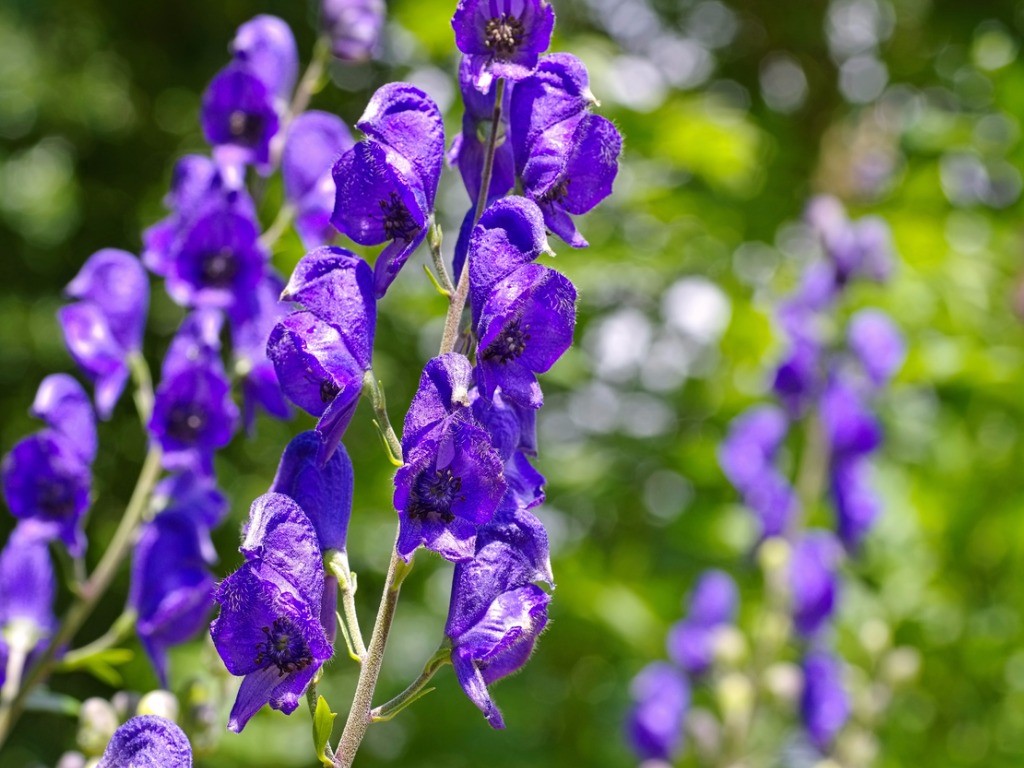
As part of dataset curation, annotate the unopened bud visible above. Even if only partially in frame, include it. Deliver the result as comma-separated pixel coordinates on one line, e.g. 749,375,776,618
757,537,790,575
685,706,722,761
77,698,118,757
716,671,754,723
882,646,921,686
110,691,139,720
137,690,180,722
56,752,87,768
713,625,748,668
763,661,802,704
858,618,891,657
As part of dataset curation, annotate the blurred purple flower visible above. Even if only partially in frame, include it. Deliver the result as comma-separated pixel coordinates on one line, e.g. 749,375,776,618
231,15,298,106
625,661,689,762
847,308,905,388
790,531,841,638
800,650,850,752
322,0,386,61
201,64,280,170
98,715,192,768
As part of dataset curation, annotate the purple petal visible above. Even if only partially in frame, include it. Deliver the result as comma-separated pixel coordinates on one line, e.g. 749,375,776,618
98,715,192,768
57,302,130,420
31,374,97,464
231,15,298,103
65,249,149,352
321,0,386,61
847,308,905,388
241,493,325,608
687,569,738,627
790,531,841,637
0,525,56,638
201,65,280,168
800,651,850,752
402,353,475,449
282,111,354,204
626,662,689,762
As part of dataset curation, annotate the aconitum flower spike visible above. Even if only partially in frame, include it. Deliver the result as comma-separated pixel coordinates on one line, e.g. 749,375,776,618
282,112,355,248
451,0,556,93
211,494,332,732
625,661,689,762
475,263,577,409
164,209,267,311
231,15,298,106
201,64,280,169
800,651,850,752
322,0,386,61
97,715,192,768
59,249,149,419
847,308,905,388
0,526,57,654
790,531,841,638
130,513,214,686
31,374,97,464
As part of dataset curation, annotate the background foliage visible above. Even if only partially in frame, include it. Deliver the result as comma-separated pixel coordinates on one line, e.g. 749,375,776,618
2,0,1024,765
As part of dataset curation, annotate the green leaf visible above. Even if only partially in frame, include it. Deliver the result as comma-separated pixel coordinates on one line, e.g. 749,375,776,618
23,688,81,717
312,695,337,767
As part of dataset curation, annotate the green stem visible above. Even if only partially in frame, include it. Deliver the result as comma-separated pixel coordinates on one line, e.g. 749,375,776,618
0,446,163,750
438,77,505,356
326,551,367,661
259,203,297,251
332,548,414,767
362,370,403,465
426,217,454,295
370,643,451,723
286,37,331,126
129,352,154,424
57,609,137,670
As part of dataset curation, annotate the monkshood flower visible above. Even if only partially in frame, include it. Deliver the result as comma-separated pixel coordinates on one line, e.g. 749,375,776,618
331,83,444,296
806,195,893,287
625,661,689,762
475,264,577,408
830,457,880,552
143,155,256,277
130,512,215,686
471,388,544,509
667,569,739,677
510,55,622,247
164,208,268,312
229,275,292,432
282,111,354,248
268,247,375,464
230,15,298,108
271,431,355,640
444,506,552,728
449,56,515,208
821,375,881,460
211,493,333,732
800,650,850,753
201,63,280,170
451,0,555,93
149,311,239,473
322,0,386,61
0,526,56,671
395,354,506,561
790,531,841,638
59,249,149,419
97,715,192,768
151,470,227,564
1,376,95,555
847,308,905,389
772,337,820,418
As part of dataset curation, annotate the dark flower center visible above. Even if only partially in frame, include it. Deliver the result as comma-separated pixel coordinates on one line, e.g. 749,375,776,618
35,478,76,520
254,617,314,676
320,379,341,403
538,178,571,205
229,109,265,147
482,319,530,364
200,248,239,288
408,467,463,524
484,14,525,59
166,403,208,444
379,192,420,242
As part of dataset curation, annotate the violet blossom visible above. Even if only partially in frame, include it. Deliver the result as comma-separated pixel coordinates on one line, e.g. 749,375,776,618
98,715,192,768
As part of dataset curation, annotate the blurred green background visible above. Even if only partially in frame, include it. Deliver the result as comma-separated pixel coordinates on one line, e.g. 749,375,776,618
3,0,1024,765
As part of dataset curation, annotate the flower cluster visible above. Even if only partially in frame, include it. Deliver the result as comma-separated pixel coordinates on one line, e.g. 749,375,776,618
626,570,739,762
718,196,905,754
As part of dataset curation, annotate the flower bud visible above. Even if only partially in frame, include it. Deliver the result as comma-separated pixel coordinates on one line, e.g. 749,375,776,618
137,690,180,722
712,625,748,668
763,661,802,704
882,646,921,686
716,671,754,726
56,752,87,768
76,698,119,757
858,618,891,658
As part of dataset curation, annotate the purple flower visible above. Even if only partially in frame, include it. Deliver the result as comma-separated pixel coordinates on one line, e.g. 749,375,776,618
31,374,97,464
449,56,515,207
282,111,355,248
322,0,386,61
719,405,788,493
445,504,553,728
821,376,881,459
151,470,228,563
143,155,256,277
800,651,850,752
229,275,292,431
59,250,149,418
790,531,841,638
98,715,192,768
625,661,689,762
395,355,506,561
130,513,215,686
164,209,267,311
0,526,56,656
830,457,880,552
332,84,444,296
476,264,577,409
201,64,280,169
667,570,738,676
847,309,905,388
268,247,376,464
452,0,556,92
806,196,893,286
211,493,333,732
149,314,238,473
231,15,298,106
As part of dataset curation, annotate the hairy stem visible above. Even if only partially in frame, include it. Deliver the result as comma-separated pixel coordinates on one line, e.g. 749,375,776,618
439,77,505,356
362,370,403,465
370,643,451,722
